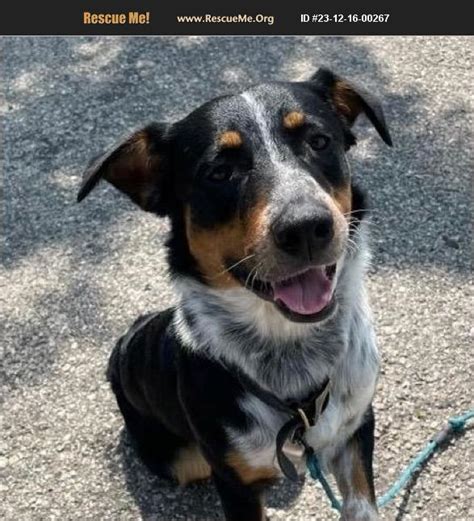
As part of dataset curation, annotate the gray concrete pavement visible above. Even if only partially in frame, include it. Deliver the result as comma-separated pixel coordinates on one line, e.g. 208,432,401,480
1,36,472,520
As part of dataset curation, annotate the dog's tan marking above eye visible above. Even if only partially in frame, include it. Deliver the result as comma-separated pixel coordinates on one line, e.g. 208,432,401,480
283,111,305,130
219,130,243,149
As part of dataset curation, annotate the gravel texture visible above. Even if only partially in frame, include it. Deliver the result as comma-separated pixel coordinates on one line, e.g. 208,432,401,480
1,36,472,520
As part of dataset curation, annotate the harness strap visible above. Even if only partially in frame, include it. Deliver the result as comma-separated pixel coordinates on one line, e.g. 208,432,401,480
236,370,331,481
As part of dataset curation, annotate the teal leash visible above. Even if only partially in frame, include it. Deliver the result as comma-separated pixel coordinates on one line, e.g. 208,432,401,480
307,453,343,511
306,409,474,512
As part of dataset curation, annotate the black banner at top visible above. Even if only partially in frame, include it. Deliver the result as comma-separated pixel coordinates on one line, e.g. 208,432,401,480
1,0,472,35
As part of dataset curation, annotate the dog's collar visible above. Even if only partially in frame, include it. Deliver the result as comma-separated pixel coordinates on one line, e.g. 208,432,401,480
236,370,331,481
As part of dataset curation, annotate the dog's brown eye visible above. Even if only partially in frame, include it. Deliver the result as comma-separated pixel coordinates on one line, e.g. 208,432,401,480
207,165,233,183
308,134,330,151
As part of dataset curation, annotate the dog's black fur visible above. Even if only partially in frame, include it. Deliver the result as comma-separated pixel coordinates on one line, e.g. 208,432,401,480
78,68,391,521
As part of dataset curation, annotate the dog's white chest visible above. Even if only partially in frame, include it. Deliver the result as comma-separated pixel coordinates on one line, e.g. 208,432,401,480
226,343,379,475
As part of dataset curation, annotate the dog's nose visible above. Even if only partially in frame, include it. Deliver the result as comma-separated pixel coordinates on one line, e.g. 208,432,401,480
272,203,334,260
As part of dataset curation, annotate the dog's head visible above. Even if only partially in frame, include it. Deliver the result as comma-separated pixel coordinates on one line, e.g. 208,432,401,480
78,68,391,323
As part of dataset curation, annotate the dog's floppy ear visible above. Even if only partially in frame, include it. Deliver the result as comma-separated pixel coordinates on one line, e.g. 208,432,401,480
77,122,172,214
311,68,392,146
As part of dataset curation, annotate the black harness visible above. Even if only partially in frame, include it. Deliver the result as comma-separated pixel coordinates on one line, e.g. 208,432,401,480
236,371,330,481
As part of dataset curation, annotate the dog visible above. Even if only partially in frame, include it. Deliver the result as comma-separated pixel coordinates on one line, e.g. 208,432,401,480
77,67,392,521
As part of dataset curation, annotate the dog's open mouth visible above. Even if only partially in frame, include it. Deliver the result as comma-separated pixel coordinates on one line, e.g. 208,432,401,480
231,264,337,323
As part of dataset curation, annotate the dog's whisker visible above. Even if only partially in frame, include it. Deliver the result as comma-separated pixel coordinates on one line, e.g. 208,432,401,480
347,235,363,250
250,269,258,292
343,210,364,217
343,208,379,217
244,263,260,289
210,254,257,279
251,266,262,292
346,238,359,256
349,226,371,241
357,220,380,229
248,261,263,290
244,269,254,289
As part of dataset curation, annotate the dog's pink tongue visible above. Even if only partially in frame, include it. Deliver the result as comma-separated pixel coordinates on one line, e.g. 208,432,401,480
272,268,332,315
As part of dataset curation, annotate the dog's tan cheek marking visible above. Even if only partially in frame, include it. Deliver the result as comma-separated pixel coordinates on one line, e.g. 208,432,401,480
219,130,243,149
185,207,241,288
185,198,269,288
333,185,352,218
283,111,305,130
171,445,212,486
243,197,270,254
226,451,278,485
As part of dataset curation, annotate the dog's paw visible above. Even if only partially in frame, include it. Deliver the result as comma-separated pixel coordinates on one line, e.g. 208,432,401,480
339,498,378,521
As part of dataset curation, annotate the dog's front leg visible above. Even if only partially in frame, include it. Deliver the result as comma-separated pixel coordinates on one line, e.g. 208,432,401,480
213,470,267,521
331,407,378,521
